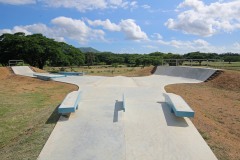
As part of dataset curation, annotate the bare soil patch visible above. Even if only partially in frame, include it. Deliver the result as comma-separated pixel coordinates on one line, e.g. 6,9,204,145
121,66,154,77
165,70,240,160
31,66,47,73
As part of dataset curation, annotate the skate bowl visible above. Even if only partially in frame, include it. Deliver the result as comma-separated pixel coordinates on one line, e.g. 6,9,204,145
154,66,219,81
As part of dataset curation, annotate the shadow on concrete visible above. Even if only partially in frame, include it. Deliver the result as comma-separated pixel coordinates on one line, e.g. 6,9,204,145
113,100,124,123
158,102,188,127
46,105,61,124
58,114,70,122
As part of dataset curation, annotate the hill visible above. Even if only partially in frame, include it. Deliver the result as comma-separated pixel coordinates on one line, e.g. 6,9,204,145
78,47,100,53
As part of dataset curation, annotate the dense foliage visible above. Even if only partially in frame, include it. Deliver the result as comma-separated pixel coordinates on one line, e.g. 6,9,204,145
85,51,240,67
0,33,85,69
0,32,240,68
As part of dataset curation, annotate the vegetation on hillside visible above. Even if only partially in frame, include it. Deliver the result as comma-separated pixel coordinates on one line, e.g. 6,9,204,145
0,32,240,69
0,33,84,69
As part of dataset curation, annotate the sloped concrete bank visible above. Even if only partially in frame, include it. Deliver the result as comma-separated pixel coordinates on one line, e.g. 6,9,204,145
154,66,219,81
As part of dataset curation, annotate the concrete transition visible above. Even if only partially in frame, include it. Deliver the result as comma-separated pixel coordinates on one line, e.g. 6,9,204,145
11,66,218,160
154,66,218,81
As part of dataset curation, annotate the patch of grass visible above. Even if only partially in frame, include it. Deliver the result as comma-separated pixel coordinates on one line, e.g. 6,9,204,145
0,72,77,160
45,65,154,77
199,130,211,140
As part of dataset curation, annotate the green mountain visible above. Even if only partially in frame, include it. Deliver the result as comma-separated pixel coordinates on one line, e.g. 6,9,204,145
78,47,100,53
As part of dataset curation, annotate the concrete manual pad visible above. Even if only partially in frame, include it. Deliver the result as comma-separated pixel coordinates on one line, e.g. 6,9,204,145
38,69,217,160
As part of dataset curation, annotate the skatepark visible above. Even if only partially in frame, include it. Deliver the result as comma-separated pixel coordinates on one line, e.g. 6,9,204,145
11,66,218,160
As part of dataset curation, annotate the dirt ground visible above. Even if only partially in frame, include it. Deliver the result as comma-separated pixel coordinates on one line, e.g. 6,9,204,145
165,70,240,160
121,66,154,77
31,66,47,73
0,67,78,160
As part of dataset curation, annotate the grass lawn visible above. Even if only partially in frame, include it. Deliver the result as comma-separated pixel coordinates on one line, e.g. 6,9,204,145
45,65,154,77
182,61,240,71
0,67,78,160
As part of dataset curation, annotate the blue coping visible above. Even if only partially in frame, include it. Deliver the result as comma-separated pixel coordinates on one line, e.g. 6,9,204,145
58,91,81,114
33,73,66,81
122,94,125,112
164,93,195,118
171,107,195,117
58,72,85,76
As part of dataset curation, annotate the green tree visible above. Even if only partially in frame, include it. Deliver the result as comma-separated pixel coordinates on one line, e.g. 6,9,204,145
183,52,206,65
0,32,85,69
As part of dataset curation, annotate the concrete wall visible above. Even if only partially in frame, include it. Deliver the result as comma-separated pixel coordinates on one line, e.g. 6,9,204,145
154,66,218,81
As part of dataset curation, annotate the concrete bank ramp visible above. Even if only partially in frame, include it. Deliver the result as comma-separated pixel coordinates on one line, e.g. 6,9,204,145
11,66,65,80
11,66,35,77
154,66,218,81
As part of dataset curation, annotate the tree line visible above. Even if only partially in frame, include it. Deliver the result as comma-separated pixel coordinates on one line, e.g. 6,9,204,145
0,32,240,69
0,33,84,69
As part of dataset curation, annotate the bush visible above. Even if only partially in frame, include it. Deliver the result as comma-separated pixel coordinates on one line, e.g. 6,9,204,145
98,62,106,65
60,67,66,71
112,63,118,68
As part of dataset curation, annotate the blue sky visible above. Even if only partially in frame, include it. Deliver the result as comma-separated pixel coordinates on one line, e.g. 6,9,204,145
0,0,240,54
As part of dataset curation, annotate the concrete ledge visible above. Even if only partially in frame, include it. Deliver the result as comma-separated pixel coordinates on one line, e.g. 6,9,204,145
33,73,66,81
58,91,81,114
163,93,194,117
58,72,85,76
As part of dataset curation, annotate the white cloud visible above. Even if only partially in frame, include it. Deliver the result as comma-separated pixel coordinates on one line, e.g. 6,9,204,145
142,4,151,9
87,19,121,31
0,17,105,44
157,38,210,50
165,0,240,36
233,42,240,50
51,17,105,43
40,0,134,12
87,18,148,40
151,33,163,40
129,1,138,8
0,0,36,5
120,19,148,40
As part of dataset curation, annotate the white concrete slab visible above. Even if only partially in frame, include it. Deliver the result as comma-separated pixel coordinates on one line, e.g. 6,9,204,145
38,71,217,160
124,90,215,160
38,87,126,160
11,66,35,77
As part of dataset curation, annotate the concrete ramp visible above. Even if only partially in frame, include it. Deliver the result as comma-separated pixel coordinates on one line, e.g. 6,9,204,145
11,66,35,77
154,66,218,81
11,66,65,80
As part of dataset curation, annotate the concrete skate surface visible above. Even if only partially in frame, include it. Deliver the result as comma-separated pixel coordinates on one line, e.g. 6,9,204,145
38,74,217,160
